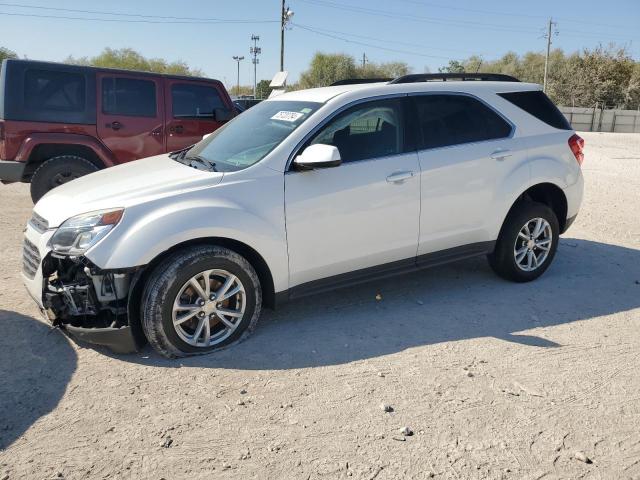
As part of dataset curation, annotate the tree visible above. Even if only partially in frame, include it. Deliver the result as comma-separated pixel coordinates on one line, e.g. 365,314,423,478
443,44,640,109
297,52,411,88
255,79,273,99
0,47,17,62
66,47,204,76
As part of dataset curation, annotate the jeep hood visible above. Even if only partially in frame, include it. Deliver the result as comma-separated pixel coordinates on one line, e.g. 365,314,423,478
34,154,224,227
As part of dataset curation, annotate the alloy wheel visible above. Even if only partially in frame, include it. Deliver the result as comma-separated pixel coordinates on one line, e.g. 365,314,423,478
513,217,553,272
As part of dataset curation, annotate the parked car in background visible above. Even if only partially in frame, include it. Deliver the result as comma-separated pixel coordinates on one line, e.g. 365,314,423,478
233,96,262,111
0,59,234,202
22,73,584,357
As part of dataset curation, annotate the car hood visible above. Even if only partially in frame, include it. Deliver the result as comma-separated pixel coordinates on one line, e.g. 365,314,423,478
34,154,224,227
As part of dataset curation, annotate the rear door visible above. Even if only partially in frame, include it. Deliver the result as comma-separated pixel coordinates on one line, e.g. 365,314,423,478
412,93,526,257
164,79,232,151
97,72,165,163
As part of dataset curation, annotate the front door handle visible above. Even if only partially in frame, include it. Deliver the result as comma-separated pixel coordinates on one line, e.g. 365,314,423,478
490,149,513,160
106,121,123,131
386,171,415,183
170,125,184,134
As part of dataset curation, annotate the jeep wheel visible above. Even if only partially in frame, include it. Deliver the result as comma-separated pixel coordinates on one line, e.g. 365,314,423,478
30,155,99,203
141,246,262,358
488,201,559,282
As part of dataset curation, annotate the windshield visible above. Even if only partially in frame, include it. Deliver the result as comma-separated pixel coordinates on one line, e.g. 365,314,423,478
178,100,322,172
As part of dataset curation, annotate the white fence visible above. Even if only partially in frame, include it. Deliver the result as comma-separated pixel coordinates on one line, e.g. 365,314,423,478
559,106,640,133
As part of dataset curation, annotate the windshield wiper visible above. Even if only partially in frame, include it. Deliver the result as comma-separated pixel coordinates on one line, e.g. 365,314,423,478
184,155,218,171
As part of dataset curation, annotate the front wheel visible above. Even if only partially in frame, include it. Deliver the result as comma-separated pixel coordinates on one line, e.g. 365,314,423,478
488,202,559,282
141,246,262,358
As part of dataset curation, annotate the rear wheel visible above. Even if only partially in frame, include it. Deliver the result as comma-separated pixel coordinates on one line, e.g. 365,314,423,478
30,155,99,203
488,202,559,282
141,246,262,358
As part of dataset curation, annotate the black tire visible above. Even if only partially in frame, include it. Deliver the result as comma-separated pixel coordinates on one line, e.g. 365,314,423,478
141,245,262,358
30,155,99,203
488,201,559,282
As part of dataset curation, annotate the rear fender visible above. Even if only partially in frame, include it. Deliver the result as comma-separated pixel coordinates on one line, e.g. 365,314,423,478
17,132,116,167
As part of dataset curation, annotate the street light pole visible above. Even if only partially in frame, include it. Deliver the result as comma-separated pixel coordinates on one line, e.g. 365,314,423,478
232,55,244,96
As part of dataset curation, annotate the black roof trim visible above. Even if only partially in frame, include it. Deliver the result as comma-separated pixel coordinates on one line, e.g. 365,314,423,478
389,73,520,84
1,58,222,85
330,78,392,86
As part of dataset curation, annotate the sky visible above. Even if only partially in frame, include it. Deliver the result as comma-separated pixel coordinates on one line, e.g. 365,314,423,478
0,0,638,90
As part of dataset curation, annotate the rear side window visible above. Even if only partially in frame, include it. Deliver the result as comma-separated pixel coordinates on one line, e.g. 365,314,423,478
498,90,571,130
24,69,85,113
413,94,512,150
309,98,404,162
102,77,156,117
171,83,227,118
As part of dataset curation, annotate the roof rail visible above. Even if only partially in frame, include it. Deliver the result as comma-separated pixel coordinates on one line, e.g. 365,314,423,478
389,73,520,84
330,78,392,86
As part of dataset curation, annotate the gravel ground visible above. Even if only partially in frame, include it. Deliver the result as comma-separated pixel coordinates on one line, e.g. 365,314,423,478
1,132,639,480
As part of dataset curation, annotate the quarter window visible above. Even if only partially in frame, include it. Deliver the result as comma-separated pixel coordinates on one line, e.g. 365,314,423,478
102,77,156,117
24,69,85,113
171,83,227,119
309,99,404,162
413,95,511,150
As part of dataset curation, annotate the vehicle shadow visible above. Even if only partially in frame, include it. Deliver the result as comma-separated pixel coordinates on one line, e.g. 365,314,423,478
124,238,640,370
0,311,77,450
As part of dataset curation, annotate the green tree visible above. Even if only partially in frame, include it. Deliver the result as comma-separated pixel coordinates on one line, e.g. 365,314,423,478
255,79,273,99
438,60,465,73
0,46,17,62
297,52,411,88
66,47,204,76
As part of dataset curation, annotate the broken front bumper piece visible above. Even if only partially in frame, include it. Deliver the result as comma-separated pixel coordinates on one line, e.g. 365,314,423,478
41,255,141,354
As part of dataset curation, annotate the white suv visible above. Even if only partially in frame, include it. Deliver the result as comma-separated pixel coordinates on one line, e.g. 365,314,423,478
22,73,584,357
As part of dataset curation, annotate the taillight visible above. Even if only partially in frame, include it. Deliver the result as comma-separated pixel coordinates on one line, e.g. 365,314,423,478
568,134,584,166
0,121,4,141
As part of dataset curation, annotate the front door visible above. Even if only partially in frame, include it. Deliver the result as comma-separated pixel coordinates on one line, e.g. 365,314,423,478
97,73,165,163
285,97,421,291
164,79,231,151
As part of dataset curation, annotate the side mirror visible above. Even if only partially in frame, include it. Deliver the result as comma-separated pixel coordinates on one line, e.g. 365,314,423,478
293,144,342,170
214,108,234,122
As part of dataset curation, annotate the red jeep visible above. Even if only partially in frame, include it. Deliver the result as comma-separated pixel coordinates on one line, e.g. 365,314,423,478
0,59,234,202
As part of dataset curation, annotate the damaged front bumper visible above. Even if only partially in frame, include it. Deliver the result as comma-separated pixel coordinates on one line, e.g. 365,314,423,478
22,221,140,354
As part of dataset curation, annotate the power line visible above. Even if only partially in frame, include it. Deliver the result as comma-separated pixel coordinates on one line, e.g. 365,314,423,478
0,4,277,24
291,22,451,60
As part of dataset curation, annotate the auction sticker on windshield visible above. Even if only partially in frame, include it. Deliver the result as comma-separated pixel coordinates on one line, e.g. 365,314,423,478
271,111,305,122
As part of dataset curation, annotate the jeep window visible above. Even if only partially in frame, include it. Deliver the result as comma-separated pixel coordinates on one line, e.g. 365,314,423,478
102,77,156,117
182,100,321,172
413,94,512,150
498,90,571,130
24,69,85,113
172,83,227,119
308,98,404,162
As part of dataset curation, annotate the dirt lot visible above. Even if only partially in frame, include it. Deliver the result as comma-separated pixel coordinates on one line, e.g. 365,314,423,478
1,132,639,480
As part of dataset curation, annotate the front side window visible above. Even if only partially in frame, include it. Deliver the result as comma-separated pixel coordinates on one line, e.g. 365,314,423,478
414,94,512,150
182,100,321,172
172,83,227,119
24,69,85,113
308,98,404,162
102,77,156,117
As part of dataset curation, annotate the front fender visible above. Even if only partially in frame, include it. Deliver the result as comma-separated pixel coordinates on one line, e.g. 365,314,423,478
85,195,289,292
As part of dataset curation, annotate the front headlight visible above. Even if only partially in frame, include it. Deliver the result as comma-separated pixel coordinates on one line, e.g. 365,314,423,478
49,209,124,255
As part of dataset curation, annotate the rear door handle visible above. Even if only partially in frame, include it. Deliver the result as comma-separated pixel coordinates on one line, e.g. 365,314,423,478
386,171,415,183
490,149,513,160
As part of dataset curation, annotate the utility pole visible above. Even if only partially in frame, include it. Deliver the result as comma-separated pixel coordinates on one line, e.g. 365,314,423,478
280,0,294,72
543,17,557,93
250,35,261,98
362,53,367,69
232,55,244,97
